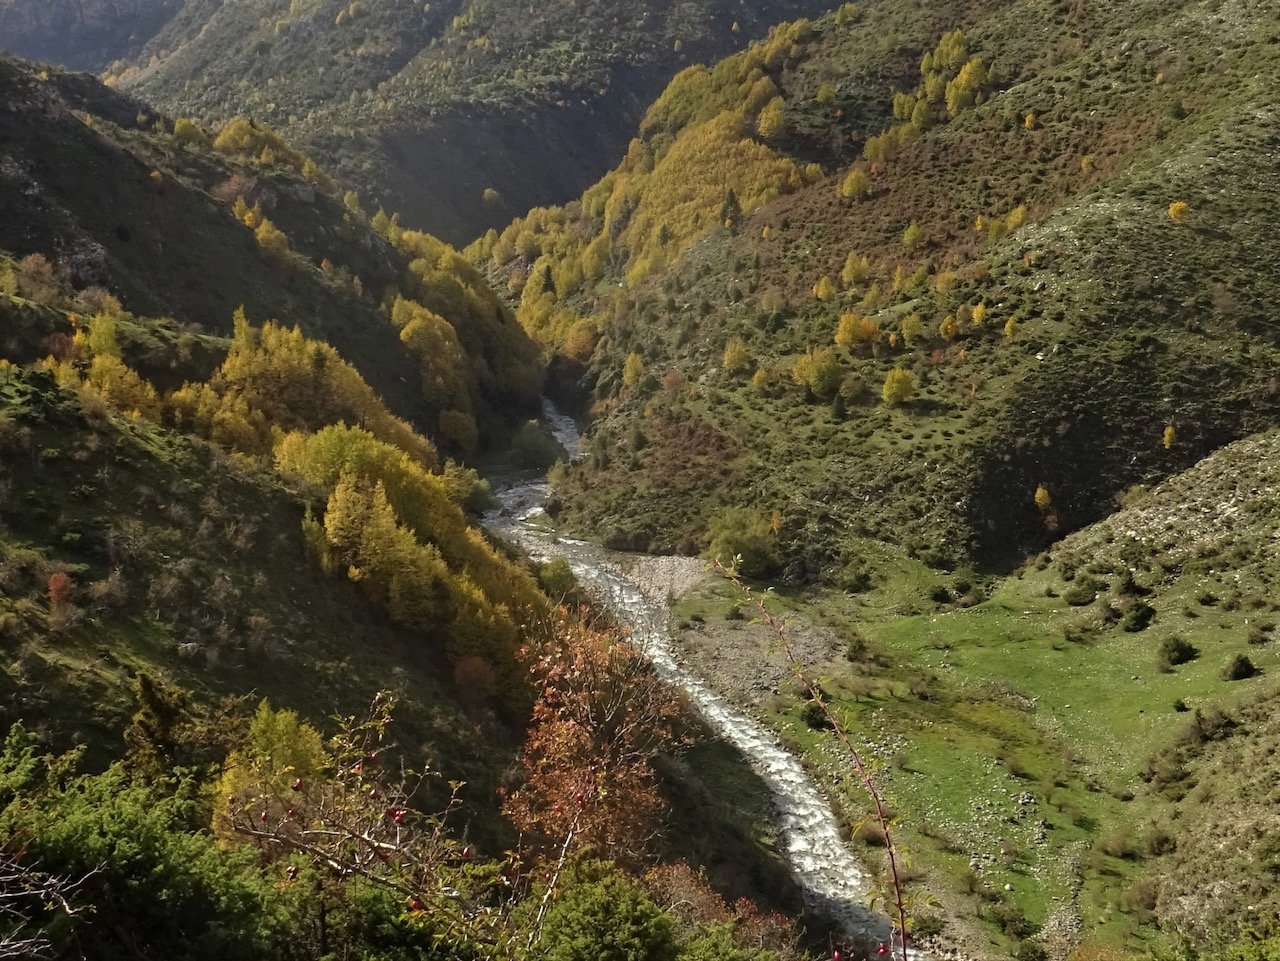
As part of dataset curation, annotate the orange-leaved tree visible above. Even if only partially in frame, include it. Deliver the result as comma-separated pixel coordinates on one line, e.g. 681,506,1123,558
503,610,685,867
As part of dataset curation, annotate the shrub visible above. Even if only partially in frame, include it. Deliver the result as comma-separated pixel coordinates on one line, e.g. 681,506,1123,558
704,507,779,580
800,700,829,730
1121,600,1155,632
539,557,576,599
1158,635,1198,669
509,420,564,470
540,861,676,961
1223,653,1260,681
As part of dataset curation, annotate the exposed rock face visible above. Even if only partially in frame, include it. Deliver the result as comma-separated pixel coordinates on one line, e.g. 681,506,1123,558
0,0,183,69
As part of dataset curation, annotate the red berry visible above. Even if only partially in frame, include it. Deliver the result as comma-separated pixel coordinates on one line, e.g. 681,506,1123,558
258,810,269,823
291,778,302,791
286,865,298,880
461,845,471,860
409,898,424,912
368,788,380,800
393,809,407,824
877,945,889,957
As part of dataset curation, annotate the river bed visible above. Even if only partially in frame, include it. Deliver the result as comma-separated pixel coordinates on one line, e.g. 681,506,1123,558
484,402,899,948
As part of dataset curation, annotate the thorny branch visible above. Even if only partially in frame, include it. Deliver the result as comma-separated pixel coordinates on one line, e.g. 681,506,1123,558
718,561,910,961
0,851,93,960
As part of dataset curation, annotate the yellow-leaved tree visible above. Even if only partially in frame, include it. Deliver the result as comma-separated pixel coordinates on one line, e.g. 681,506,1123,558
881,367,915,407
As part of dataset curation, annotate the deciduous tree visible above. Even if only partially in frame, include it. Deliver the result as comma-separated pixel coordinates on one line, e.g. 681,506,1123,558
881,367,915,407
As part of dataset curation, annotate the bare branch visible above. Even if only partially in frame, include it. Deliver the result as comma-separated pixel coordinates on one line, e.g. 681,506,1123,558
717,561,910,961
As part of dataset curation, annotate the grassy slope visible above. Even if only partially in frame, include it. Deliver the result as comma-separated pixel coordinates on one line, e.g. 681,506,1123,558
523,0,1280,576
671,429,1280,956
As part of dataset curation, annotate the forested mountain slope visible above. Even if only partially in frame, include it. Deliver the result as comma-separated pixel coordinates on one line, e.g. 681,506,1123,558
0,54,542,449
0,50,555,770
479,0,1280,577
0,0,180,69
57,0,852,242
0,51,813,961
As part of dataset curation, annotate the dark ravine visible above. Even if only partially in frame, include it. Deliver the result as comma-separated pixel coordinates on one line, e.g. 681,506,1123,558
485,401,905,949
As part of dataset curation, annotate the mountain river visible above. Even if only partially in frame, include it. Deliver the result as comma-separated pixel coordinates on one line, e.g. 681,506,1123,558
484,402,902,949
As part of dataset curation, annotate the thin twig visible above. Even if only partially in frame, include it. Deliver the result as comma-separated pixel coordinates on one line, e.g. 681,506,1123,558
718,561,909,961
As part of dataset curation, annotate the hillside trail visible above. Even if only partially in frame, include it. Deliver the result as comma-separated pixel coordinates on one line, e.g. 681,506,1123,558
485,401,912,953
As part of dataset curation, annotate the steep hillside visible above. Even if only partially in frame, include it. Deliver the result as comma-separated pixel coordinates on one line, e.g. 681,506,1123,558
89,0,847,242
667,427,1280,958
0,50,553,790
0,54,542,449
0,54,815,959
482,0,1280,575
0,0,180,69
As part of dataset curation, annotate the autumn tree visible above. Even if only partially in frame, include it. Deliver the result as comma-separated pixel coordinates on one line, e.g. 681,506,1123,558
945,57,987,117
171,312,436,467
721,338,752,374
1168,201,1190,223
900,313,925,346
438,409,479,456
791,347,842,399
881,367,915,407
254,219,291,264
622,352,646,389
172,118,210,148
502,611,684,863
839,168,871,201
835,313,877,350
812,275,837,301
756,97,787,140
46,572,72,612
391,296,472,413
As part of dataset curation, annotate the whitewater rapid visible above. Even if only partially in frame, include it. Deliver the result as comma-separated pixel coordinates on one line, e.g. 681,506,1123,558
484,401,896,947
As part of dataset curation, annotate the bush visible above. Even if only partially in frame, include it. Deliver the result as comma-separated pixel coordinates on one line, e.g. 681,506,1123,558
1223,653,1260,681
1158,635,1198,669
539,860,676,961
800,700,829,730
1120,600,1155,632
704,507,779,580
539,557,576,599
1064,575,1103,606
0,752,292,960
510,420,565,470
